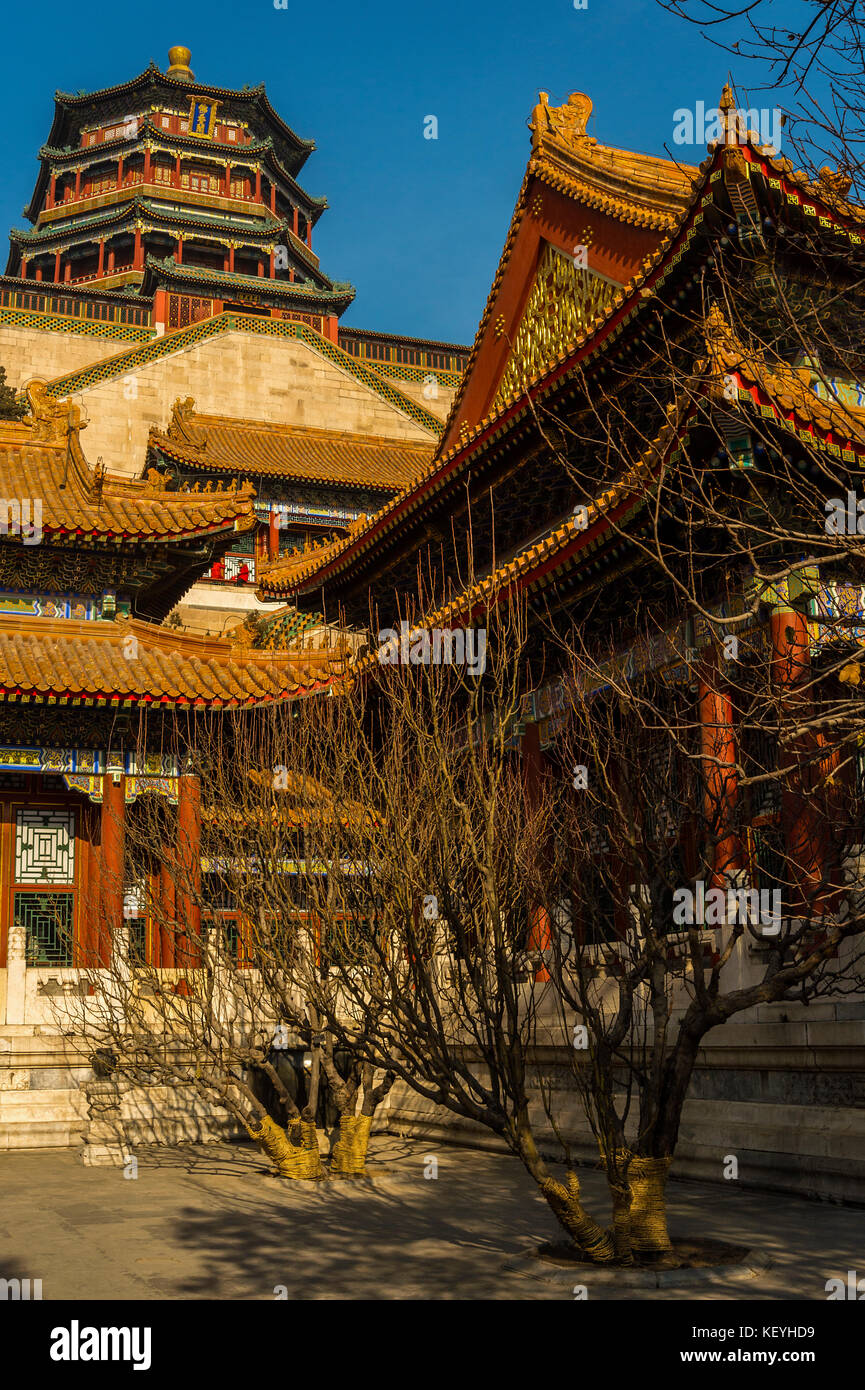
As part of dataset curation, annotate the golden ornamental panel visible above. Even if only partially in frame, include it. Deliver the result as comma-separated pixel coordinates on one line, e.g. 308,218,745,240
493,244,617,411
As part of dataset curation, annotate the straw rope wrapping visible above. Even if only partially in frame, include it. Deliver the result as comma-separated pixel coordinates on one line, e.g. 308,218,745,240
618,1153,673,1252
330,1113,373,1176
539,1171,616,1262
245,1113,327,1180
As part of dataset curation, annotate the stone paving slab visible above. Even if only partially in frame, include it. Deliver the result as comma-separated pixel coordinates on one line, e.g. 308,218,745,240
0,1136,862,1300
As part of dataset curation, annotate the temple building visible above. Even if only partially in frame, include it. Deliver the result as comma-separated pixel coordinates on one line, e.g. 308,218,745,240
257,91,865,1202
0,46,466,1145
0,45,468,638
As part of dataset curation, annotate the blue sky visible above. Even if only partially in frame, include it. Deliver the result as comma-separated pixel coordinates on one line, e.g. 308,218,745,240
2,0,804,346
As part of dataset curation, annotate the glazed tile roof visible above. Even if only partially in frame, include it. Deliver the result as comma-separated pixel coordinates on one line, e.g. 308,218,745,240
1,385,256,542
150,400,435,490
257,113,865,603
704,306,865,445
529,97,697,233
145,255,354,306
0,613,345,707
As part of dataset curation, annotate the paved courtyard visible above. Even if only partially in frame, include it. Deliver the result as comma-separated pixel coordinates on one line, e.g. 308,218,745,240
1,1137,862,1300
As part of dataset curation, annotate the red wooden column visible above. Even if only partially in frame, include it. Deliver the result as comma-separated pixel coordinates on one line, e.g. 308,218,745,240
174,153,182,187
34,266,42,282
224,161,232,196
268,509,280,560
770,604,837,916
77,806,101,969
117,155,124,188
522,721,552,981
143,146,151,182
698,658,741,888
176,773,202,968
20,258,28,279
101,773,126,968
47,173,56,209
292,207,299,237
270,183,276,214
159,851,176,967
97,239,105,276
176,235,183,264
133,227,142,269
254,167,261,201
63,261,71,283
53,249,61,281
107,245,115,273
228,244,235,271
74,167,81,198
268,249,275,278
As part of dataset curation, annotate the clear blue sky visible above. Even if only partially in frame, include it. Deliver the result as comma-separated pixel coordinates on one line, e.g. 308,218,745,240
3,0,804,346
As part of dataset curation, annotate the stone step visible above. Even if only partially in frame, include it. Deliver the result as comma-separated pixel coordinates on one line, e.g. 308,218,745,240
0,1087,87,1149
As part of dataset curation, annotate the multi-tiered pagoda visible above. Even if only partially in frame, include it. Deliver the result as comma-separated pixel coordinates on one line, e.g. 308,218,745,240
6,45,353,337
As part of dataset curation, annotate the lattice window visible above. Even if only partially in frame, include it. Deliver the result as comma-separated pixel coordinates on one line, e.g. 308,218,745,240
15,807,75,884
223,554,255,583
167,294,213,330
17,891,73,966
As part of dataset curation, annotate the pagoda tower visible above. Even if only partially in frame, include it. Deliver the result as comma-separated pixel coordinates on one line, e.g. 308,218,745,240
6,45,354,338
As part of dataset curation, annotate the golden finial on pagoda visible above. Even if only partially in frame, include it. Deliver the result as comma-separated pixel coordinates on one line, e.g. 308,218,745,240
166,46,194,82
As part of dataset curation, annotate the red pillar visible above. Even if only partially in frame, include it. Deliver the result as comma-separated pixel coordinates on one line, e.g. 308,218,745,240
34,266,42,281
177,773,202,968
176,236,183,264
117,155,124,189
255,167,261,201
224,161,231,196
101,774,126,968
698,660,741,888
133,227,142,269
268,509,279,560
270,182,276,214
20,258,28,279
770,605,836,916
522,721,552,981
74,167,81,198
107,245,115,273
97,239,105,276
228,245,235,271
292,206,298,237
268,249,275,278
53,249,61,281
159,851,176,967
63,260,71,283
143,147,151,182
174,154,182,187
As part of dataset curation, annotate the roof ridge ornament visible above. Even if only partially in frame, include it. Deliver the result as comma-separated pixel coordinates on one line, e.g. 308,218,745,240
529,91,592,150
166,46,194,83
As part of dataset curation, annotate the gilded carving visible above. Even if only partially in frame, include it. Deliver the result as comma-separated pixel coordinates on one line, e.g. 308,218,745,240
493,244,618,410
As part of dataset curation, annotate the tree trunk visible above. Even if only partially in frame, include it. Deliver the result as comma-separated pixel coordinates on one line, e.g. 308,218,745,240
330,1112,373,1176
607,1175,635,1264
514,1117,616,1262
245,1112,326,1180
538,1171,616,1262
623,1154,673,1257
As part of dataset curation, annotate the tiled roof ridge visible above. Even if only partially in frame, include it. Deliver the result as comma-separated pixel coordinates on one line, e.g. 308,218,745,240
162,404,436,449
0,611,347,706
702,303,865,443
3,383,256,540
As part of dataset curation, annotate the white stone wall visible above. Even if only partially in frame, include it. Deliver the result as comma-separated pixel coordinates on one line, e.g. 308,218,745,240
56,331,435,477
